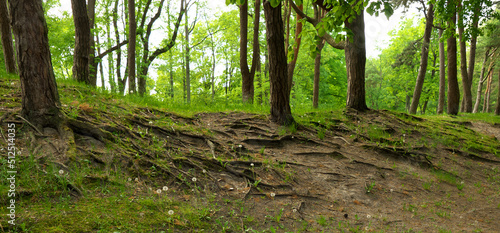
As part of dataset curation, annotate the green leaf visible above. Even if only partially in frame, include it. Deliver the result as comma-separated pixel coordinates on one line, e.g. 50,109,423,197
318,27,326,37
295,0,303,5
270,0,281,8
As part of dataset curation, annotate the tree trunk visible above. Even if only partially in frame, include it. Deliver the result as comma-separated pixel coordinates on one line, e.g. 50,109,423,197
458,1,471,113
241,0,261,104
185,10,190,103
113,0,126,95
10,0,62,128
437,27,446,114
263,0,294,125
495,68,500,115
465,2,480,113
345,4,368,111
71,0,91,85
409,3,433,114
313,38,325,108
473,48,490,113
286,3,303,94
127,0,136,94
0,0,16,74
87,0,97,86
483,68,493,113
447,7,459,115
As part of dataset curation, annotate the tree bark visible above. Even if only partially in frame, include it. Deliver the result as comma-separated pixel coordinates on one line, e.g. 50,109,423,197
88,0,96,86
127,0,136,94
495,68,500,115
71,0,91,85
313,38,325,108
10,0,61,128
263,0,294,125
483,67,493,113
287,2,303,96
473,48,491,113
458,1,471,113
185,8,190,103
447,7,459,115
345,4,368,111
113,0,126,95
241,0,261,104
409,3,433,114
0,0,16,74
437,27,446,114
465,1,480,113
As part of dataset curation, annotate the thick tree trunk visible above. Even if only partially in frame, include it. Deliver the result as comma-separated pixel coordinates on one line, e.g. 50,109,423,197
437,28,446,114
447,9,459,115
458,1,471,113
10,0,61,128
0,0,16,74
409,3,433,114
345,5,368,111
127,0,136,94
473,48,491,113
71,0,91,85
263,0,294,125
313,38,325,108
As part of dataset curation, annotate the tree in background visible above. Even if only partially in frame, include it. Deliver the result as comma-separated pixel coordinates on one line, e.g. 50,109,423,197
71,0,91,85
0,0,16,74
127,0,136,94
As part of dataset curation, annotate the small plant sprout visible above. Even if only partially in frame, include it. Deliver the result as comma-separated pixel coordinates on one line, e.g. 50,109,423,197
163,186,169,192
58,170,64,175
192,177,197,182
168,210,174,215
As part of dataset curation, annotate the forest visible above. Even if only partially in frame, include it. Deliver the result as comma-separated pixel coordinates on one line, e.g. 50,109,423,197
0,0,500,232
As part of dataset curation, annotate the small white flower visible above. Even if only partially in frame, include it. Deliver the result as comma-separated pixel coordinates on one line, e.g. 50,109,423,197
149,121,153,125
390,189,394,192
168,210,174,215
139,212,145,217
238,144,242,148
192,177,197,182
293,208,297,213
135,178,139,182
128,178,132,182
58,170,64,175
403,134,406,137
156,189,162,194
202,169,207,173
250,163,254,167
367,214,371,219
270,192,275,197
163,186,169,191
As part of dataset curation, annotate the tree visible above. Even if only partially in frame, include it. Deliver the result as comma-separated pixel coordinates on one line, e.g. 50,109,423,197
10,0,62,128
446,1,459,115
239,0,261,104
0,0,16,74
128,0,136,94
495,68,500,115
263,0,293,125
71,0,91,85
437,27,446,114
409,3,434,114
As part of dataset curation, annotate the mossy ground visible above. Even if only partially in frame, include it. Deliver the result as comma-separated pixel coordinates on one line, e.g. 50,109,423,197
1,78,499,232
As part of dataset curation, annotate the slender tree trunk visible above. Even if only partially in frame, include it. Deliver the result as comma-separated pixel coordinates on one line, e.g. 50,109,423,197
447,7,459,115
409,3,433,114
345,4,368,111
71,0,91,85
437,27,446,114
105,4,115,92
127,0,136,94
483,69,493,113
287,2,303,96
211,41,216,100
88,0,97,86
10,0,61,128
0,0,16,74
185,10,190,103
96,34,105,88
495,68,500,115
313,38,325,108
458,1,471,113
465,2,480,113
263,0,294,125
473,48,491,113
113,0,126,95
241,0,260,103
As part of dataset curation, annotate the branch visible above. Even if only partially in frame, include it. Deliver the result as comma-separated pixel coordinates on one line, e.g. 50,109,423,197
98,40,128,59
289,0,345,49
